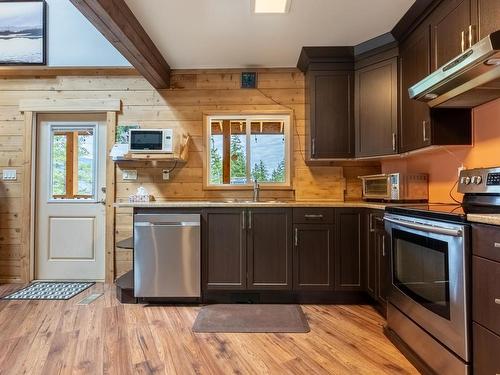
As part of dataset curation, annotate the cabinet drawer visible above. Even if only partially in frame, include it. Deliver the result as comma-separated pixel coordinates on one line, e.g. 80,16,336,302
293,208,334,224
473,323,500,375
473,256,500,336
472,224,500,262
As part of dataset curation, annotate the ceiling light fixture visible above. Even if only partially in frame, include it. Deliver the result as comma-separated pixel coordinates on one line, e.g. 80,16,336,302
252,0,291,14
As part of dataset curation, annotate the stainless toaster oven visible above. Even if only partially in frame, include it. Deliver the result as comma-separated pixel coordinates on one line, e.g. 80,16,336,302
359,173,428,202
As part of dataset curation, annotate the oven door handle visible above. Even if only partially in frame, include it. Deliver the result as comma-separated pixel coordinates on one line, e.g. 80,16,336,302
384,217,463,237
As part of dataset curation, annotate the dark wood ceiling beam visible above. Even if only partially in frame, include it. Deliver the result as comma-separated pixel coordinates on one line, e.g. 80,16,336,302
70,0,170,88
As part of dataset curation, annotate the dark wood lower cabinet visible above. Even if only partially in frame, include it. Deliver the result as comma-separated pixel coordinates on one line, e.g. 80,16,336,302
334,209,364,291
366,210,390,315
473,322,500,375
247,209,292,290
202,207,392,306
293,224,335,290
202,209,247,290
203,208,292,292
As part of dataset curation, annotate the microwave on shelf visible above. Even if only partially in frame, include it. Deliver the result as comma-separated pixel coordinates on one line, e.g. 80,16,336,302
358,173,428,202
129,129,174,153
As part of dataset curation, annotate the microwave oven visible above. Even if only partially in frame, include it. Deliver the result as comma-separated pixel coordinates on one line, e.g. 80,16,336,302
129,129,173,153
358,173,428,202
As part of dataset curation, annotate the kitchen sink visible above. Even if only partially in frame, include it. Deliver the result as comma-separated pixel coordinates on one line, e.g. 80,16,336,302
210,199,289,204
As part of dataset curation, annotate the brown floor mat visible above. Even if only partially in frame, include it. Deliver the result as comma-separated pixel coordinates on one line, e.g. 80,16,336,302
192,304,310,333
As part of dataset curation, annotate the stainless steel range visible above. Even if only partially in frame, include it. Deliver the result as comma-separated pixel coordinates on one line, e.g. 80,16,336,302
384,166,500,375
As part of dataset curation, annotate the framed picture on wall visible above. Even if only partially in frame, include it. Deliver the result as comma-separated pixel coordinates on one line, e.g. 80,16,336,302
0,0,47,65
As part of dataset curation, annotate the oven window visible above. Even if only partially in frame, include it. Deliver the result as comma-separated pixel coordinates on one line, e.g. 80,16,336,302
364,179,388,196
392,229,450,319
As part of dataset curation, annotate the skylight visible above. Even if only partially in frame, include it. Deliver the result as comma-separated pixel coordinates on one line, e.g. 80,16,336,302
252,0,291,14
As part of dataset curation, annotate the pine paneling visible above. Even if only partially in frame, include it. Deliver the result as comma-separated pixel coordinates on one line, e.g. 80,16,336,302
0,69,378,281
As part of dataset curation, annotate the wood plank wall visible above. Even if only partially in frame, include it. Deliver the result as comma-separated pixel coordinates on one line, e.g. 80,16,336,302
0,69,379,281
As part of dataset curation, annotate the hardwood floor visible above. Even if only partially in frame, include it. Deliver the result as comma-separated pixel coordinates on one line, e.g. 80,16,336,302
0,283,418,375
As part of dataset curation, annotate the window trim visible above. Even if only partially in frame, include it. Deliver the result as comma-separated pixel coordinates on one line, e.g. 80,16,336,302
203,111,293,190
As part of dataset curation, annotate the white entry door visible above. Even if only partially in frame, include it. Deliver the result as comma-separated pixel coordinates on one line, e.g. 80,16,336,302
36,114,106,281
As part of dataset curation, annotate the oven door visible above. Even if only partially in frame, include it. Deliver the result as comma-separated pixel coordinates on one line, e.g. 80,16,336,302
384,214,470,361
361,175,391,200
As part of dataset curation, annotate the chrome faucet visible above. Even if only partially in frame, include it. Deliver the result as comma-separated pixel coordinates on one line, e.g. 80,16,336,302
253,179,260,202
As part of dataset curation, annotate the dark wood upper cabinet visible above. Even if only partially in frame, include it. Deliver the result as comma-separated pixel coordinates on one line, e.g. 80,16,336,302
399,23,433,152
473,0,500,39
293,224,335,290
334,209,364,291
399,22,472,153
355,56,399,157
308,71,354,159
298,47,355,161
430,0,475,71
247,208,292,290
202,209,246,290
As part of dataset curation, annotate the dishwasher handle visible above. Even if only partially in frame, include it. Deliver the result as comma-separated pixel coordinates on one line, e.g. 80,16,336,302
135,221,200,227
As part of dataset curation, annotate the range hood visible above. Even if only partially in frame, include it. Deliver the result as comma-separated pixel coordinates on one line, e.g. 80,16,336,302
409,30,500,108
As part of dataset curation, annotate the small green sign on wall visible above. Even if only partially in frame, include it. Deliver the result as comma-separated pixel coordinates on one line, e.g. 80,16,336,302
241,72,257,89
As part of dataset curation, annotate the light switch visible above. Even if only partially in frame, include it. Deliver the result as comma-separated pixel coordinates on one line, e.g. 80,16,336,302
2,169,16,181
122,170,137,180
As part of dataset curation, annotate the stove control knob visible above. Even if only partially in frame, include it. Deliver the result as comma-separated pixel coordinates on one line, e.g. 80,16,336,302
473,176,482,184
463,176,471,185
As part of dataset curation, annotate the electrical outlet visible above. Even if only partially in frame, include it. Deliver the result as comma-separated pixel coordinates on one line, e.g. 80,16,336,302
2,169,16,181
162,170,170,180
122,170,137,180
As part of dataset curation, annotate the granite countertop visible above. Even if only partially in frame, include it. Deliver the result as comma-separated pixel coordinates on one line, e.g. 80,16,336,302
115,200,402,210
466,213,500,226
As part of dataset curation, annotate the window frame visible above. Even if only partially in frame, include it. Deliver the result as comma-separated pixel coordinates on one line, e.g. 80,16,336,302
203,112,293,190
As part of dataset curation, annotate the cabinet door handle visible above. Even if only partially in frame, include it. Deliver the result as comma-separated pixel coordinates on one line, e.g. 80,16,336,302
382,236,386,257
304,214,323,219
495,298,500,305
494,242,500,248
242,210,246,230
369,213,375,232
461,30,465,52
294,227,298,246
312,138,316,158
392,133,396,152
422,120,430,142
248,210,252,229
468,25,474,48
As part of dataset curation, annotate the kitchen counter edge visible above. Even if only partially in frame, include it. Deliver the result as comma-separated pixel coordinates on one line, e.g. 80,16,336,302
115,201,396,210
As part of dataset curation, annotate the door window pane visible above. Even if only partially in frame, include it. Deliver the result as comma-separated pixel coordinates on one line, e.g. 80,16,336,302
51,134,67,196
77,131,95,196
50,126,96,200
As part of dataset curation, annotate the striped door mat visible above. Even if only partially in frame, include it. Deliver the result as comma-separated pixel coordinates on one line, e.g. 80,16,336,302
2,282,94,300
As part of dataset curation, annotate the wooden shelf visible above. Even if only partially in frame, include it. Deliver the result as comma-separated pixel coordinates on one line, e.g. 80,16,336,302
114,134,190,163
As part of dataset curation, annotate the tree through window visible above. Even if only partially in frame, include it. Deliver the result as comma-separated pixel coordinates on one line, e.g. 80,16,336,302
206,115,291,187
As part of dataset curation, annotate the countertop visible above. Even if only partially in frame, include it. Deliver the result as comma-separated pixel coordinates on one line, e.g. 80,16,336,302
466,213,500,226
115,200,401,210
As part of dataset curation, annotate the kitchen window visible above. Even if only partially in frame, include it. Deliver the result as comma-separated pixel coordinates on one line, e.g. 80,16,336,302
204,114,292,188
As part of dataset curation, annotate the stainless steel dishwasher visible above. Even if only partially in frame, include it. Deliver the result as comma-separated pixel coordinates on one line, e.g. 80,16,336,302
134,213,201,298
